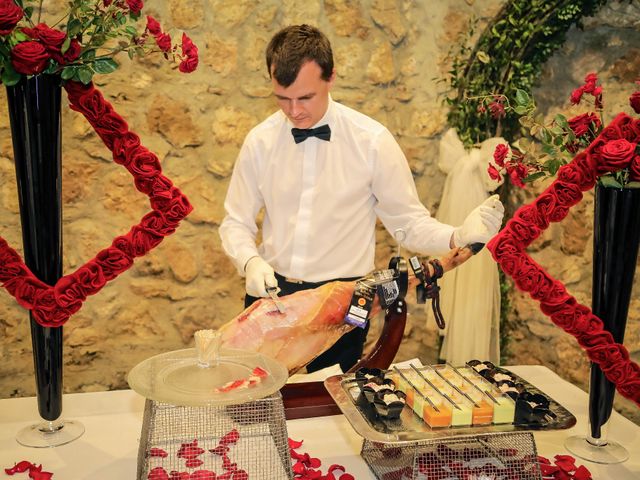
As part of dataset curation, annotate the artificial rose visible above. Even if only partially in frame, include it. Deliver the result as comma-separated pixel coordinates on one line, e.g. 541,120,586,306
54,275,87,309
111,235,136,258
0,0,23,35
112,132,141,166
618,376,640,399
547,202,569,224
527,270,561,302
550,180,582,208
69,88,112,122
22,23,66,51
178,33,198,73
587,344,629,370
1,264,31,296
93,112,129,149
493,143,510,167
32,304,73,327
630,155,640,181
75,261,107,296
126,0,144,14
515,204,548,230
575,329,614,349
146,15,161,35
149,175,174,200
507,215,541,246
512,259,548,295
536,280,569,306
532,192,556,223
158,189,193,224
13,276,48,309
630,91,640,115
569,311,605,338
130,226,163,256
556,161,596,192
139,211,176,237
487,237,523,275
568,112,601,138
127,148,161,180
11,41,49,75
596,138,636,175
95,246,134,280
155,32,171,53
487,163,502,182
602,360,636,385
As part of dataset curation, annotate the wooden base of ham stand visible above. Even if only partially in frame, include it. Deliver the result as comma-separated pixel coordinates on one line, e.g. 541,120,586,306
281,298,407,419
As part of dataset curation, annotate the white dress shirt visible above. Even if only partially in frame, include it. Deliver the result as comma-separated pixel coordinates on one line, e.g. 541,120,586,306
219,98,455,282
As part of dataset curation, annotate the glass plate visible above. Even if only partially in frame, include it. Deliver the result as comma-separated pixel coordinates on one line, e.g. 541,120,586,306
128,348,288,407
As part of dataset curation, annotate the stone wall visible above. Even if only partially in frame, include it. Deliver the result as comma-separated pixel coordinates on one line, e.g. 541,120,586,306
0,1,638,424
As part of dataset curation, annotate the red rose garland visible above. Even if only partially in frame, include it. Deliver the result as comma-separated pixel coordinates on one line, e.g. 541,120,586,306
0,80,193,327
488,112,640,407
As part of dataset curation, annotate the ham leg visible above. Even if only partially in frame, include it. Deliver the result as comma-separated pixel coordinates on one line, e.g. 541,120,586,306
218,247,475,374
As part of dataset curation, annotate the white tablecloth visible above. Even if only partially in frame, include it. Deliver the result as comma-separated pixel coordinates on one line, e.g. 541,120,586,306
0,365,638,479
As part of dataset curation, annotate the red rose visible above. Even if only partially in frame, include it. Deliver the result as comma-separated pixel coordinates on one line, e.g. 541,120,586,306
126,0,143,14
587,344,628,370
140,211,176,236
95,246,133,282
22,23,66,49
111,235,136,258
487,232,521,269
599,124,623,142
11,41,50,75
62,38,81,63
146,15,162,35
514,204,548,230
537,280,569,306
556,161,595,191
69,88,112,122
75,261,106,296
570,312,605,338
493,143,510,167
13,276,48,309
597,138,636,175
487,163,502,182
488,100,505,120
130,226,163,256
0,0,23,35
32,302,73,327
178,33,198,73
576,329,614,349
512,259,548,295
507,215,541,246
157,189,193,224
1,263,31,295
551,180,583,208
602,359,635,385
94,112,129,149
630,155,640,181
569,87,583,105
112,132,141,166
549,302,592,332
506,162,527,188
127,147,161,182
155,32,172,53
528,270,560,302
630,91,640,115
532,192,556,221
618,376,640,400
568,112,601,138
54,274,86,309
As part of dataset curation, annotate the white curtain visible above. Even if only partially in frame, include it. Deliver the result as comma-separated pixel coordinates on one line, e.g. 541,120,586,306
431,128,503,366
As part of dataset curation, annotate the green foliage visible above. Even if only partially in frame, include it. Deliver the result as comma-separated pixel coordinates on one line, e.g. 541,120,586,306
445,0,607,146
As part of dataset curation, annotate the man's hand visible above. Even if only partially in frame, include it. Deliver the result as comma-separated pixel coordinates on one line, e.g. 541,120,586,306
244,256,278,297
453,194,505,247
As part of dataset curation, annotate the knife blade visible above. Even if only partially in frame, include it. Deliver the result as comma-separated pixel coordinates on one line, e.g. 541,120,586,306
266,286,286,313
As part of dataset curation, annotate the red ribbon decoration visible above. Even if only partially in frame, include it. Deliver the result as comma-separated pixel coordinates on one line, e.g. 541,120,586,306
0,80,193,327
487,112,640,406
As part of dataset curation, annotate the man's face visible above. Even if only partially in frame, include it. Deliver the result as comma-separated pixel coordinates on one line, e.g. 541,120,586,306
272,61,335,129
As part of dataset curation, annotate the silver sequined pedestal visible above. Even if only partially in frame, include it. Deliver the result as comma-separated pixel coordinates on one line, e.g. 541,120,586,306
136,393,293,479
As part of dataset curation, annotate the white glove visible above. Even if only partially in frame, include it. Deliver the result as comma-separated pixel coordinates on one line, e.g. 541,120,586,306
244,256,278,298
453,194,505,247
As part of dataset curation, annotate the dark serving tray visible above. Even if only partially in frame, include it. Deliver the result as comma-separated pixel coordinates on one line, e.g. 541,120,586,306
324,367,576,443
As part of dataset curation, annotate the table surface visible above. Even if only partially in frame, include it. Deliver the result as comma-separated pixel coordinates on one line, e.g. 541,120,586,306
0,365,638,479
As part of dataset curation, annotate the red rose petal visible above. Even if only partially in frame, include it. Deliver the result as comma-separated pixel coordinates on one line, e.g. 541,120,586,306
29,470,54,480
5,461,36,475
573,465,592,480
252,366,269,378
338,475,354,480
288,438,304,449
554,455,576,472
308,457,321,468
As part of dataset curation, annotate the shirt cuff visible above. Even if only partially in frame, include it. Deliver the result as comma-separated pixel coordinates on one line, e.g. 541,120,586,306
235,249,261,277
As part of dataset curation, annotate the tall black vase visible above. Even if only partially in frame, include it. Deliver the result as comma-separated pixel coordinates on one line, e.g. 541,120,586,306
589,184,640,441
6,75,64,424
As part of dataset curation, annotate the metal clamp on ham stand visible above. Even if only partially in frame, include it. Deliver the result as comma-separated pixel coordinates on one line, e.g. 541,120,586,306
281,253,410,420
410,256,446,329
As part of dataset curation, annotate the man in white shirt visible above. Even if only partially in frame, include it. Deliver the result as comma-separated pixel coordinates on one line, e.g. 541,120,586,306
219,25,504,372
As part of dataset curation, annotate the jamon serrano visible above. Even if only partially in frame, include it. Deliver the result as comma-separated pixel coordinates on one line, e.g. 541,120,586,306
219,247,475,374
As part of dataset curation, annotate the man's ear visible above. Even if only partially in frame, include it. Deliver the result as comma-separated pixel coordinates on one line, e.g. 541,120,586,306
327,69,336,89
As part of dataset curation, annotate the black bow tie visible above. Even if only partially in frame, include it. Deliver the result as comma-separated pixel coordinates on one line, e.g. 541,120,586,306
291,124,331,144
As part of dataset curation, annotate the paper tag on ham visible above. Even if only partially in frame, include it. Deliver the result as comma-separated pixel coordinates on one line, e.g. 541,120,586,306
345,281,375,328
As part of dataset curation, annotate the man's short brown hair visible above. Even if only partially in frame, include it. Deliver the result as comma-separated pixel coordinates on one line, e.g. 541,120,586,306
266,24,334,87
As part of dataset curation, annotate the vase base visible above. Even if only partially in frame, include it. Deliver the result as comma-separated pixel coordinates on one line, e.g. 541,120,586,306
16,419,85,448
565,434,629,464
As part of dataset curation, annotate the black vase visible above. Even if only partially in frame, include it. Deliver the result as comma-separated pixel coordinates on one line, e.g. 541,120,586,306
589,183,640,440
6,74,63,422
